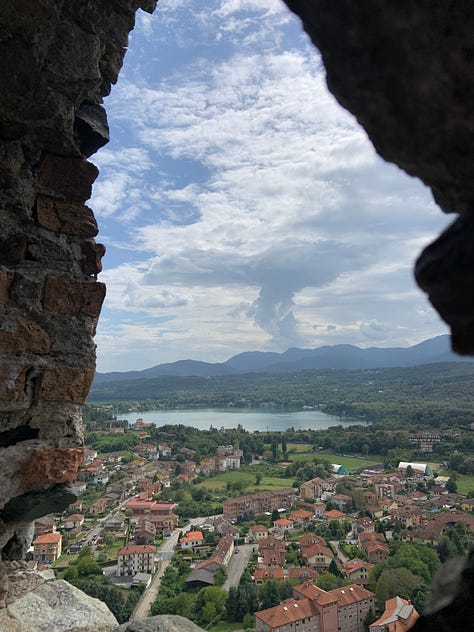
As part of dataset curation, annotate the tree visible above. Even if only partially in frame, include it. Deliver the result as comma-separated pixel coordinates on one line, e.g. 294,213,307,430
446,477,458,493
194,586,227,625
243,614,255,629
214,567,227,586
375,568,422,610
271,437,279,462
255,472,263,485
104,533,115,547
316,571,344,591
363,609,376,632
260,580,280,609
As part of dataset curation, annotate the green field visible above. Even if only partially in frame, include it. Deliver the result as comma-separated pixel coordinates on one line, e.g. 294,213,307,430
208,622,242,632
287,446,383,471
441,471,474,496
197,469,291,491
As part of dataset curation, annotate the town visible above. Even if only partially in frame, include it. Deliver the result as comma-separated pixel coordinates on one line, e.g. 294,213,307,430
30,415,474,630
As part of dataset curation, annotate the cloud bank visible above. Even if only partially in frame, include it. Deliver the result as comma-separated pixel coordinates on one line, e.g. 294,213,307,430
91,0,451,371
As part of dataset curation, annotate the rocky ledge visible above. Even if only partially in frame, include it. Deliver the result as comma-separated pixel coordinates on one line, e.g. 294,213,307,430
0,562,207,632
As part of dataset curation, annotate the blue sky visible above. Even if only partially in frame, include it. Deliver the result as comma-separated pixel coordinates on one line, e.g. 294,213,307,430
91,0,451,373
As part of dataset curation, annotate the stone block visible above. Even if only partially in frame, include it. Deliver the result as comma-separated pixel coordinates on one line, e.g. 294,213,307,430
37,366,95,404
74,101,109,157
35,196,98,237
20,447,85,485
43,276,106,317
38,155,99,203
0,270,13,305
0,315,50,354
81,241,106,276
0,364,28,403
0,484,78,523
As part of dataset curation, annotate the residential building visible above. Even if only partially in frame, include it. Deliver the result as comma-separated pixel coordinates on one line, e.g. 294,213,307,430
223,489,295,520
286,567,318,582
273,518,294,533
253,567,285,584
332,494,352,511
290,509,314,525
250,524,269,542
359,533,390,563
180,530,204,549
64,513,85,530
34,516,56,538
256,582,375,632
117,544,156,576
370,596,419,632
300,477,323,501
33,532,62,564
135,519,156,545
342,559,375,587
351,517,374,538
256,597,320,632
300,542,335,570
324,509,346,524
259,536,286,568
104,514,126,533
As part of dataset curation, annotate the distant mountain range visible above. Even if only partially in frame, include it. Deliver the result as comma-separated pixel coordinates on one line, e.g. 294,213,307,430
93,334,468,386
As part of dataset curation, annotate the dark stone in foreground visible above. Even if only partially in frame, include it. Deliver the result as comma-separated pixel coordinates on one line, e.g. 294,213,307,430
1,484,77,523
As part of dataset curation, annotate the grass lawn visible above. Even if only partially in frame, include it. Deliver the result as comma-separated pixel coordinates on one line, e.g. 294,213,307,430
287,447,383,471
52,553,78,570
441,471,474,496
207,622,242,632
105,537,126,560
197,469,291,491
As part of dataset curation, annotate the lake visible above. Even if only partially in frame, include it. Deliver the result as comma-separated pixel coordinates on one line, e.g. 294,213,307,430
116,408,367,433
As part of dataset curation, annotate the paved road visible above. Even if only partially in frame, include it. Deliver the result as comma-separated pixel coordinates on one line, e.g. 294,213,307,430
223,544,254,590
330,540,349,563
131,516,210,621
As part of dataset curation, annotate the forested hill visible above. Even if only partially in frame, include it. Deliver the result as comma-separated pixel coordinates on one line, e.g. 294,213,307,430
93,334,467,385
88,362,474,427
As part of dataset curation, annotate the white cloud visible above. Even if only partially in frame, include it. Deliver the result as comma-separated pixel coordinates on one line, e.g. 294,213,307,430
93,1,451,371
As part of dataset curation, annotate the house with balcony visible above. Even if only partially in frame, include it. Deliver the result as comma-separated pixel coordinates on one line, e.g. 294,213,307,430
32,532,62,564
117,544,156,576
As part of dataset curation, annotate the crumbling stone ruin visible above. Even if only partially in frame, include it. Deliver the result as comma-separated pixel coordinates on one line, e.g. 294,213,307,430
0,1,473,630
0,0,156,559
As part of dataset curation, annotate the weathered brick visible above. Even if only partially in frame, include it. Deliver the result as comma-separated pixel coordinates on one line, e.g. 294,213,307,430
81,241,106,276
0,271,13,305
0,315,50,354
38,366,95,404
38,155,99,203
0,364,28,403
43,276,106,317
20,447,85,485
36,196,98,237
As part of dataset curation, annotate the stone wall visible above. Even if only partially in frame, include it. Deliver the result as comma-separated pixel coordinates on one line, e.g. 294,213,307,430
0,0,156,559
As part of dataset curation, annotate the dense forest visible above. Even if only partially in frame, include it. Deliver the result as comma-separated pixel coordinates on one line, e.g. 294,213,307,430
86,362,474,428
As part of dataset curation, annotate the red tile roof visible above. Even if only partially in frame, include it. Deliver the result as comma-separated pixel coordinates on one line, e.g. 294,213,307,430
180,530,204,543
34,533,61,544
327,583,375,607
256,598,317,628
117,544,156,555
